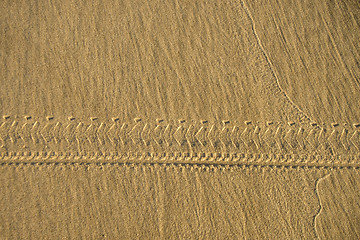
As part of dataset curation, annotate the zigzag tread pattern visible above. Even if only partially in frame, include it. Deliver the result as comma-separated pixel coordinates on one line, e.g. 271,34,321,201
0,117,359,157
1,152,360,168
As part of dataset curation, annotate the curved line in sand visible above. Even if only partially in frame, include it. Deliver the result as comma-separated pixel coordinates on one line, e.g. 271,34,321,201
313,173,331,239
239,0,318,126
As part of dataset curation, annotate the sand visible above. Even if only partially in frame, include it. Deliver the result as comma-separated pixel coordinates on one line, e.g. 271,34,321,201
1,0,359,239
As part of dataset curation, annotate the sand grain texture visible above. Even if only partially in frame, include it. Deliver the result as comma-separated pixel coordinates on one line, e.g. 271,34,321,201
1,0,359,239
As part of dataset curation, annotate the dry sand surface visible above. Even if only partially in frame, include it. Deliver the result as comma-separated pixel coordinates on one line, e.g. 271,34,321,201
0,0,359,239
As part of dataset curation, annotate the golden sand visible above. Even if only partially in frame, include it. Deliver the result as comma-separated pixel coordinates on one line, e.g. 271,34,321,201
1,0,359,238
